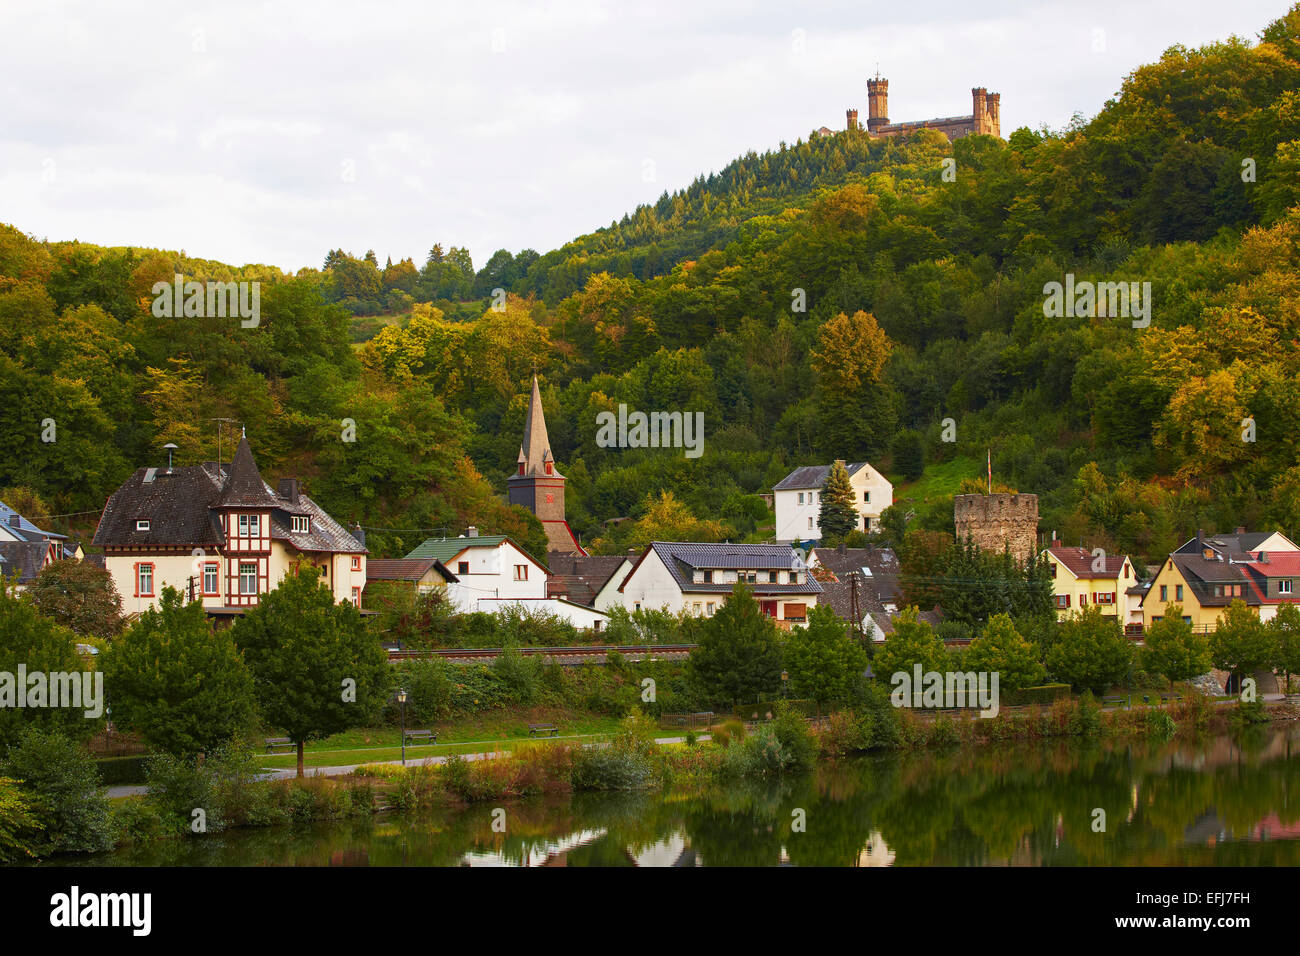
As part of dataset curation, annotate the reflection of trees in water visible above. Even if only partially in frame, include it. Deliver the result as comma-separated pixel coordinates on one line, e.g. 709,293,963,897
56,726,1300,867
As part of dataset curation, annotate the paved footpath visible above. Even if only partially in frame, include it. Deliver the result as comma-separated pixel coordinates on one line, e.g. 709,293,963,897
105,734,705,798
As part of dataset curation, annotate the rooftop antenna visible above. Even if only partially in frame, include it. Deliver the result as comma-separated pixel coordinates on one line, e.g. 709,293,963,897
208,418,239,477
163,443,178,473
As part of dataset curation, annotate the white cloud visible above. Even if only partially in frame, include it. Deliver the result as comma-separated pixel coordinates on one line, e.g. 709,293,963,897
0,0,1285,271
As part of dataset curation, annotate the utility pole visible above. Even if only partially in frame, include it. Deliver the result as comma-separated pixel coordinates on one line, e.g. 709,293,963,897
208,417,239,475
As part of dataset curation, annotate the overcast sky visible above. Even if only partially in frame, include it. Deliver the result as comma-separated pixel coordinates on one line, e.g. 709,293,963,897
0,0,1287,272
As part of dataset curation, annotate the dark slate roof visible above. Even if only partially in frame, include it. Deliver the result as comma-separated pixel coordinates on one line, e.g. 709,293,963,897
1169,554,1257,607
94,464,226,547
1173,530,1287,560
215,435,282,509
630,542,823,596
0,541,49,584
1046,545,1129,579
94,449,365,555
366,558,457,583
545,553,628,605
812,547,901,606
773,462,872,492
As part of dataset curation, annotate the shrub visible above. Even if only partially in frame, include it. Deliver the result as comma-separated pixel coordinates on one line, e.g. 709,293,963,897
570,748,654,791
1067,693,1103,737
1145,709,1177,739
110,796,166,845
1008,683,1072,707
709,719,747,748
3,728,114,854
143,752,219,833
0,776,43,862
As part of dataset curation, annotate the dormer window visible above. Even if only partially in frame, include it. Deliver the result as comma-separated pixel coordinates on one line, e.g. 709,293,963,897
292,515,309,534
545,461,553,475
135,519,151,532
518,464,525,475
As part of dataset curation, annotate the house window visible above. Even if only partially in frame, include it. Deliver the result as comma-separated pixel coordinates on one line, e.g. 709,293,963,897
203,563,219,596
1160,585,1168,601
1175,585,1183,601
797,493,804,505
320,564,328,577
544,462,553,475
808,517,814,530
239,562,257,595
706,602,716,615
351,556,361,571
784,603,807,622
693,602,702,614
1080,594,1087,605
135,519,150,532
863,491,870,503
1094,592,1114,605
514,565,528,581
137,563,154,597
1213,585,1223,597
702,570,713,583
1281,580,1293,595
238,514,261,538
351,587,361,606
768,571,778,583
292,515,309,534
458,561,469,575
518,464,525,475
1055,595,1070,609
634,602,641,612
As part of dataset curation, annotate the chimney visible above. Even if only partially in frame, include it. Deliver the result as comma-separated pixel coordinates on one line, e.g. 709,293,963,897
1234,526,1246,535
278,478,299,503
350,522,365,547
838,541,846,556
467,526,478,537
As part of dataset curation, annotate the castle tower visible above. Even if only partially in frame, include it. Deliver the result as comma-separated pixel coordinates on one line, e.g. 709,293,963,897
506,374,585,554
846,108,859,132
866,76,889,132
972,87,994,136
985,92,1001,137
953,493,1039,564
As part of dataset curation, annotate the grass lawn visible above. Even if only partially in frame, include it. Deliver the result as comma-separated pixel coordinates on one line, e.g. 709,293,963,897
253,710,640,771
895,456,981,503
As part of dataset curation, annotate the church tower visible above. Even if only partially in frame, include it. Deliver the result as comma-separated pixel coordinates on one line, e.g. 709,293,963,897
507,374,585,554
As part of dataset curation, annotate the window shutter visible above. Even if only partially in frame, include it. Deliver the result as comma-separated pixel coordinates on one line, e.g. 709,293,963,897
133,562,139,597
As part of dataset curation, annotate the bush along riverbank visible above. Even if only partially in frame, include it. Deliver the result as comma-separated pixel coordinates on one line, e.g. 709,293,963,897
3,694,1294,862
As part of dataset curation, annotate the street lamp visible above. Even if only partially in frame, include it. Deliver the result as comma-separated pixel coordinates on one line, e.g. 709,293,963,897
781,670,789,700
397,688,408,766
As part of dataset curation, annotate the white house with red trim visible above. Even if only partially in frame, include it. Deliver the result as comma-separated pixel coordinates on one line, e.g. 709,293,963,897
93,435,367,617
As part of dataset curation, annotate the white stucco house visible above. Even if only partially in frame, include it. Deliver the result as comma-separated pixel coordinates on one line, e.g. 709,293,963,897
616,541,822,624
405,531,548,614
772,461,893,541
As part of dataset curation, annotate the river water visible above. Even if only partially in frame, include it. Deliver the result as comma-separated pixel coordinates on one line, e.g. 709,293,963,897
51,725,1300,866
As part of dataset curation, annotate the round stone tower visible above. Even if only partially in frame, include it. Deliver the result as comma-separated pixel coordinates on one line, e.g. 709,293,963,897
953,493,1039,563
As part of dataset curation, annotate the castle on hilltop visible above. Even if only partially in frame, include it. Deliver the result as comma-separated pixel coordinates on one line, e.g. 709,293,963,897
842,76,1001,141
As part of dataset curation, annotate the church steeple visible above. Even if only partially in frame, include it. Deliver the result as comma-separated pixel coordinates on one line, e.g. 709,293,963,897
515,374,561,478
507,373,584,555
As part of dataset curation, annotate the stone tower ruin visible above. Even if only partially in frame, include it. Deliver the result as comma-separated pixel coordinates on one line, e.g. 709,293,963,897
953,493,1039,564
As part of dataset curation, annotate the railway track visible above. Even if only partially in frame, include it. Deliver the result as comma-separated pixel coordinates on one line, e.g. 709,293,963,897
387,643,697,664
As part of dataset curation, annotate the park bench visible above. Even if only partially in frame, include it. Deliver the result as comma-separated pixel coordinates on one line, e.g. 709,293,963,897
1102,696,1130,709
1159,693,1183,704
264,736,295,753
528,723,559,737
403,729,437,745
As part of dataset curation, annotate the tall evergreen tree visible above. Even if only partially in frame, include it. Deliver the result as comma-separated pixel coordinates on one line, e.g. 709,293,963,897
818,459,858,541
686,583,782,707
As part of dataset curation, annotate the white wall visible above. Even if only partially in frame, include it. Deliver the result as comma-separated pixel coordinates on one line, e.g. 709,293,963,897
774,464,893,540
445,541,547,612
476,597,609,630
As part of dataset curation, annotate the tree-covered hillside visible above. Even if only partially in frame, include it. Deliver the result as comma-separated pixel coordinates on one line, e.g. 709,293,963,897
2,6,1299,566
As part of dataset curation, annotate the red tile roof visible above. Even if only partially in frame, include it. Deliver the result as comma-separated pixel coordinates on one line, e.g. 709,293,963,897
1047,545,1129,580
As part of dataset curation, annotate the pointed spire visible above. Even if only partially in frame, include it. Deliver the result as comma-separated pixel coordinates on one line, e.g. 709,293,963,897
216,435,280,508
514,373,562,479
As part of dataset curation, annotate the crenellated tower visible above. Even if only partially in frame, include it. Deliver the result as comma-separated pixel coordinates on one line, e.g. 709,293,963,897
866,76,890,132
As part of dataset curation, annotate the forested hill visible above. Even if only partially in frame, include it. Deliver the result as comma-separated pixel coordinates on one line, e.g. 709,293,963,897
2,5,1299,567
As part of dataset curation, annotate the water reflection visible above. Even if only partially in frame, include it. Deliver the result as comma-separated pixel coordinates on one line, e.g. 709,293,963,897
48,725,1300,867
